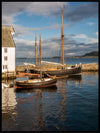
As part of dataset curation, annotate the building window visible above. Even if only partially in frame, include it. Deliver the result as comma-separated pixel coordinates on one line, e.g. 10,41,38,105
4,48,7,53
3,65,8,69
4,56,8,61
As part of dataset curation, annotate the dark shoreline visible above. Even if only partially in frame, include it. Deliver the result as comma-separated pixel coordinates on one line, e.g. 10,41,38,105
16,56,98,59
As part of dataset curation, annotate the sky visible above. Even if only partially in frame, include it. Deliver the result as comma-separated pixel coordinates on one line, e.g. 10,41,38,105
2,2,98,58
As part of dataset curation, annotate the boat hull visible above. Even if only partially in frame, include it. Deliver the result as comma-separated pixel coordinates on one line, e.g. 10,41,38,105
45,66,81,77
14,78,57,89
31,66,82,77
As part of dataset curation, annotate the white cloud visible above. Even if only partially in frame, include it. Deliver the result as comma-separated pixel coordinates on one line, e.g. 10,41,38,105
95,32,98,36
73,34,88,39
72,33,98,44
2,15,15,25
87,38,98,44
13,24,34,37
14,38,34,46
65,53,75,56
87,22,94,26
11,23,69,40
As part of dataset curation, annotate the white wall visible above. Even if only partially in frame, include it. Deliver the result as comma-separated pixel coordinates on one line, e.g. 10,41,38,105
2,47,15,73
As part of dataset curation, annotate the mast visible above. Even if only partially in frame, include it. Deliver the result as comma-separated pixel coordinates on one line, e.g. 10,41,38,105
61,6,64,65
35,31,37,65
39,34,42,80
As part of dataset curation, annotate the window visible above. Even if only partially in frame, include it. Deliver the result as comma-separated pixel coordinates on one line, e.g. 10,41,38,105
3,65,8,69
4,56,7,61
4,48,7,53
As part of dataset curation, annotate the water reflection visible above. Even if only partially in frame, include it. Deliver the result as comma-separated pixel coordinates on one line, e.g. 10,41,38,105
2,76,82,131
37,90,45,129
3,73,98,131
2,80,17,130
67,75,82,83
14,87,57,93
59,78,66,124
81,72,98,87
14,86,58,131
56,75,82,130
2,79,17,113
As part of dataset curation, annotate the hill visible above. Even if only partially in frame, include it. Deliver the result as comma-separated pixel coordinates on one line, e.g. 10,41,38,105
82,51,98,57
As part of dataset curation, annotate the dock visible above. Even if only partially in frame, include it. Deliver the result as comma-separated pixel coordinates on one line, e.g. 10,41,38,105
2,63,98,79
82,63,98,72
2,72,16,79
15,63,98,72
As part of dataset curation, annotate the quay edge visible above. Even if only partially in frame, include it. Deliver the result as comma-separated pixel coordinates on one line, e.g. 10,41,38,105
2,63,98,79
15,63,99,73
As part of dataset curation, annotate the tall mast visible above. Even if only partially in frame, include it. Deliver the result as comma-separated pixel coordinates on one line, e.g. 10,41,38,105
35,31,37,65
39,33,42,80
61,6,64,65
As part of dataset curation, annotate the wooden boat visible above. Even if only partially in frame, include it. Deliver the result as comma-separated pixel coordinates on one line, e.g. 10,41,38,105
14,34,57,90
14,77,57,89
31,64,82,77
45,7,82,76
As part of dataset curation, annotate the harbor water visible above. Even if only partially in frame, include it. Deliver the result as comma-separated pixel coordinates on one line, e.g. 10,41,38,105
2,58,98,131
15,57,98,66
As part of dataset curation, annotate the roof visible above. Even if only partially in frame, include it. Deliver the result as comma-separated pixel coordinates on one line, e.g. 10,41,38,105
2,25,15,47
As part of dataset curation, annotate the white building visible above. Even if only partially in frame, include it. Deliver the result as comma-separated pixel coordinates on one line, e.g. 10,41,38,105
2,26,15,73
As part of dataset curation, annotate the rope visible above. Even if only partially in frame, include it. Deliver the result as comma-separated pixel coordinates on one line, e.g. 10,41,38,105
44,71,69,79
44,71,56,78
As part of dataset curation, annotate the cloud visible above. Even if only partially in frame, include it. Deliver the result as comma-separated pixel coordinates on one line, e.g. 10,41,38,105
64,2,98,22
2,2,32,19
2,2,98,58
15,33,98,58
71,33,98,44
2,2,29,25
15,38,36,58
87,22,95,26
13,24,35,37
95,32,98,36
2,2,67,25
12,23,70,39
14,37,36,46
87,38,98,44
26,2,67,16
2,15,15,25
2,2,98,25
72,34,87,39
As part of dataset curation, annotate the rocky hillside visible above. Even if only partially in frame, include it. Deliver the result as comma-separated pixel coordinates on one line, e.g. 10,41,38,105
82,51,98,57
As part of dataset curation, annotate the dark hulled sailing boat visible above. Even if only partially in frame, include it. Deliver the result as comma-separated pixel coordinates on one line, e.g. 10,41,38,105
31,6,82,77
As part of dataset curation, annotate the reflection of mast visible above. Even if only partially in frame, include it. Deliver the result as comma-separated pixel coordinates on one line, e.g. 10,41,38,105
35,90,45,129
59,79,66,123
35,32,37,66
38,90,45,128
61,6,64,65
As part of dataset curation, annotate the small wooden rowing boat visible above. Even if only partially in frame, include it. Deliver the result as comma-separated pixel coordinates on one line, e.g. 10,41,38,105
14,77,57,89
